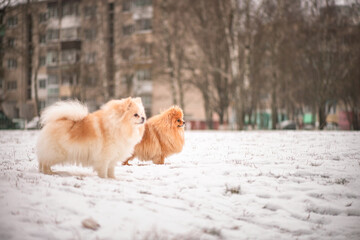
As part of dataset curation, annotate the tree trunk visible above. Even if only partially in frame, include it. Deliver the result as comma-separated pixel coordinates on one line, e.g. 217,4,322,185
166,43,177,106
80,73,85,101
252,108,257,129
57,0,63,100
33,64,41,117
126,74,133,95
236,98,245,130
203,92,213,129
176,49,185,111
318,102,326,130
238,0,251,130
271,87,277,129
311,105,317,126
236,91,244,130
178,79,184,110
219,0,242,130
352,108,359,130
218,109,225,126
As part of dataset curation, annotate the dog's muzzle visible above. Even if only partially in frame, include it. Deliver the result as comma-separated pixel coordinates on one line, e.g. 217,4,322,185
137,117,145,125
178,121,186,128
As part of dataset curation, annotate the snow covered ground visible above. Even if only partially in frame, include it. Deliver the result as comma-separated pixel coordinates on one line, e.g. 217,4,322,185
0,130,360,240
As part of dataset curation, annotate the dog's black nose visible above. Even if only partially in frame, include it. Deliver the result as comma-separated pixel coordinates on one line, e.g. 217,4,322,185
141,117,145,121
183,121,186,126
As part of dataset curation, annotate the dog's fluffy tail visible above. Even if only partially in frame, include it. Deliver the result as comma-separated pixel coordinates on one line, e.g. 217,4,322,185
40,100,88,126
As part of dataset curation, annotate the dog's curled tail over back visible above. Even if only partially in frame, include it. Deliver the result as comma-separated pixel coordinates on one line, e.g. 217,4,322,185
40,100,88,126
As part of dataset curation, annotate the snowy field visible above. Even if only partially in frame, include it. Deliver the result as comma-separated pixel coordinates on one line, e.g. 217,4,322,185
0,130,360,240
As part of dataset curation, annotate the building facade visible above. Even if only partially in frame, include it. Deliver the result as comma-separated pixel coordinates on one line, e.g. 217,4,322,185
0,0,206,124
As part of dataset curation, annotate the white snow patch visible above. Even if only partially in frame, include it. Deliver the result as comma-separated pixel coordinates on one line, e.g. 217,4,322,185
0,130,360,239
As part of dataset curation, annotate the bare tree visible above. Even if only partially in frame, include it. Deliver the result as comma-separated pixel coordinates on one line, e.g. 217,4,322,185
185,0,234,126
153,0,188,110
335,4,360,130
299,0,355,129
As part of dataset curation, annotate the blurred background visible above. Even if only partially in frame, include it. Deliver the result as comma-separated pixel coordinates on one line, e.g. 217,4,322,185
0,0,359,130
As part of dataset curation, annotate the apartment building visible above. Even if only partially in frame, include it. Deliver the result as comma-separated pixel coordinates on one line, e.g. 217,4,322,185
1,0,107,118
1,2,37,119
0,0,206,128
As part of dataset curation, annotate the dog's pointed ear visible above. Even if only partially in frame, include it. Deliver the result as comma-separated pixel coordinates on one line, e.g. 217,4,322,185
133,97,142,105
170,106,180,116
124,97,133,109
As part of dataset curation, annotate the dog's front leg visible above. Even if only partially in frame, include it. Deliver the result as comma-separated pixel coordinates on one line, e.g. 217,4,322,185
94,161,109,178
107,161,117,179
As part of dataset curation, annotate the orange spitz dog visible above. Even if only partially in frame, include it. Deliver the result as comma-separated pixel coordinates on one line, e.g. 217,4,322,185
36,97,146,178
124,106,185,165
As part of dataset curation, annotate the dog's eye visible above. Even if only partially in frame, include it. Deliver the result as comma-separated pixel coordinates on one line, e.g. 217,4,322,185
177,119,181,122
134,114,139,117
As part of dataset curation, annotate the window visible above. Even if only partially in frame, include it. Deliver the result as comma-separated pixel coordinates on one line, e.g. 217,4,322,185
141,95,152,116
27,69,32,85
134,0,152,7
39,101,46,110
7,17,17,27
39,34,46,44
39,13,47,23
85,52,96,64
86,76,97,86
7,38,15,47
136,18,152,31
61,28,80,40
108,3,114,11
141,95,152,105
46,51,58,66
62,75,74,85
47,97,58,105
121,48,133,61
48,75,58,85
61,50,78,64
7,59,17,69
62,3,79,17
48,87,59,96
47,6,58,19
84,5,97,18
140,43,152,57
39,79,46,89
121,74,133,85
122,0,132,11
84,28,97,40
47,29,59,41
123,25,134,36
27,87,32,100
39,56,46,66
7,81,17,90
136,69,151,81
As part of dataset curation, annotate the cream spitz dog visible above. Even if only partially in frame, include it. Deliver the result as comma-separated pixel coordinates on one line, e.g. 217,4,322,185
36,97,146,178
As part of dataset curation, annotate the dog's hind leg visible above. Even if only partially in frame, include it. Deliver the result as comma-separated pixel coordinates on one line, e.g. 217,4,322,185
122,155,135,166
39,162,53,174
152,156,165,165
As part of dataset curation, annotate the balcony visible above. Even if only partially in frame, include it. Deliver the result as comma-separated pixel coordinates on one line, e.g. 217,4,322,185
61,41,81,50
61,27,81,42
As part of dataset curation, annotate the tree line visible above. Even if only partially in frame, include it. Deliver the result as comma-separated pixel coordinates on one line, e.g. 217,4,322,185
153,0,360,130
